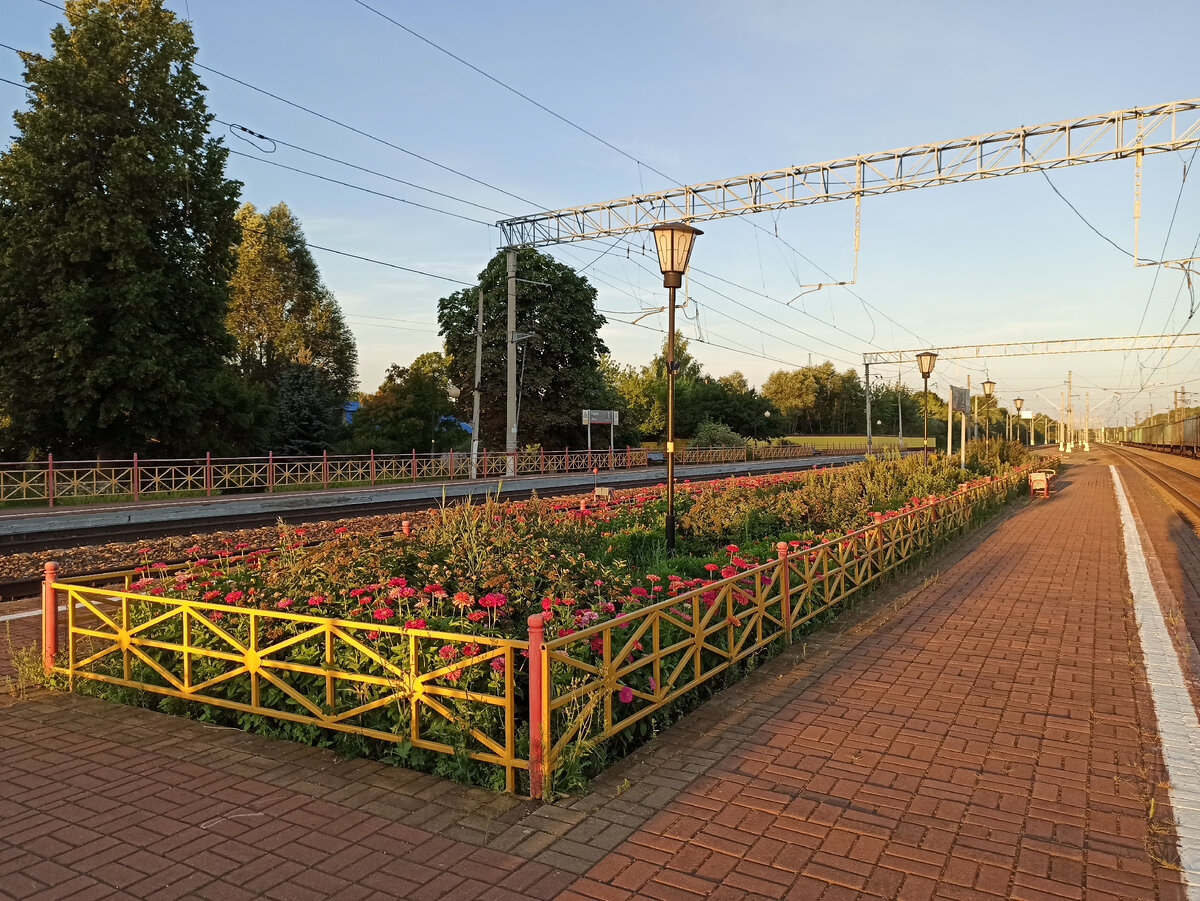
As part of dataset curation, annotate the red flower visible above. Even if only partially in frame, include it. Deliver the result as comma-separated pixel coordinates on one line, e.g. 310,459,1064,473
404,618,427,629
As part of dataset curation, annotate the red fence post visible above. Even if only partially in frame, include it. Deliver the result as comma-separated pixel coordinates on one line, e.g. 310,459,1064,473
42,561,59,673
370,450,376,485
412,449,418,483
540,447,545,474
268,451,275,492
205,452,212,496
626,446,631,469
322,450,328,489
402,519,411,537
527,614,545,799
449,449,454,480
47,454,54,508
482,448,488,477
132,452,140,501
776,542,792,643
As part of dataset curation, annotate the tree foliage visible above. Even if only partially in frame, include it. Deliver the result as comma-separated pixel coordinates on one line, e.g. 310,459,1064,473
0,0,242,457
341,352,466,455
762,363,864,434
438,249,608,450
229,202,357,402
610,337,779,443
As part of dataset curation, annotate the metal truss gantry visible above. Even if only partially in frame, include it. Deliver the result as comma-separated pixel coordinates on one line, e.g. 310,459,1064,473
863,333,1200,366
497,98,1200,247
863,332,1200,452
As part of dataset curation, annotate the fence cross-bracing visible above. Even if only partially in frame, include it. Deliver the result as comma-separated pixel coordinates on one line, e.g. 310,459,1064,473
46,464,1035,796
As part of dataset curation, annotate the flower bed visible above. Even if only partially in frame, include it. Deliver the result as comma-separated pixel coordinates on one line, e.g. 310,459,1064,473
50,453,1041,795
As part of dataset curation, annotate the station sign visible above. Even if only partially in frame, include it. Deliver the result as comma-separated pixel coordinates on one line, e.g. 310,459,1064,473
951,386,970,413
582,409,620,425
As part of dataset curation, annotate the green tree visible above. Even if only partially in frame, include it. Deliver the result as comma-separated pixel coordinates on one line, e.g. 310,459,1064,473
438,249,608,450
0,0,242,457
272,362,341,455
229,202,357,401
341,353,465,455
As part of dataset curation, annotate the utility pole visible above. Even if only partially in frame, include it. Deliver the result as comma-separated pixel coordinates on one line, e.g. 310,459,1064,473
1084,391,1090,451
1066,371,1074,452
864,360,872,453
470,287,484,479
505,250,517,476
962,375,969,466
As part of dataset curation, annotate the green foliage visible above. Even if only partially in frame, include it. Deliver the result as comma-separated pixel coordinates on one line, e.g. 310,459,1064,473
341,353,467,454
0,0,242,457
762,362,865,435
272,362,342,454
438,248,609,449
611,338,779,442
229,202,357,403
690,419,746,448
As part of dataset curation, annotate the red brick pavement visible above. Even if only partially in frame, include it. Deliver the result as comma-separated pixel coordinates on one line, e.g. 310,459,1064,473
0,456,1191,900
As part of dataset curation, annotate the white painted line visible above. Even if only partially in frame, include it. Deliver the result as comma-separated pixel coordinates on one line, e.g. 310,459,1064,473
1112,465,1200,897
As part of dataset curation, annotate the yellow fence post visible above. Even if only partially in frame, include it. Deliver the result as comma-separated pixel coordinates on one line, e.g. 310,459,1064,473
776,542,792,642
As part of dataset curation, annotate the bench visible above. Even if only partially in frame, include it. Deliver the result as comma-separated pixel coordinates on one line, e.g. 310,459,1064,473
593,486,613,501
646,452,666,465
1028,469,1055,498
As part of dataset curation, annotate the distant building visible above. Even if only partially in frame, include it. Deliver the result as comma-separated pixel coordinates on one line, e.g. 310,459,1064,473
342,400,361,424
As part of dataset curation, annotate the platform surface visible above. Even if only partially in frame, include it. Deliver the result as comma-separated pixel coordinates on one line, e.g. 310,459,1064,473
2,450,1198,900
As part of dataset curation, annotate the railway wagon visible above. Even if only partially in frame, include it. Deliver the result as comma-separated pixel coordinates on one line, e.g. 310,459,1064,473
1125,413,1200,457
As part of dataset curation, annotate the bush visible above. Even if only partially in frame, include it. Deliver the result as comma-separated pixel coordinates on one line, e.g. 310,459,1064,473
690,419,746,448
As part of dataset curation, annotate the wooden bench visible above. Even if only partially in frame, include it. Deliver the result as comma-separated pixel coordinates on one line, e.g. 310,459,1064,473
593,486,613,501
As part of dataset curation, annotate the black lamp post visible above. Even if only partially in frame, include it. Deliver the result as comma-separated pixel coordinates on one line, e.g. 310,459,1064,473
649,222,702,554
915,351,937,464
982,379,995,449
1013,397,1024,445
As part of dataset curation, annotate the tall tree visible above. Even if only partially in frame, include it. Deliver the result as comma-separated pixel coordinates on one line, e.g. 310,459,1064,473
341,353,465,454
438,248,608,449
0,0,243,457
229,202,357,401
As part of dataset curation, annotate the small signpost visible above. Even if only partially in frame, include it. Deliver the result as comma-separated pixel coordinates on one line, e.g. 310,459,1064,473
582,409,620,454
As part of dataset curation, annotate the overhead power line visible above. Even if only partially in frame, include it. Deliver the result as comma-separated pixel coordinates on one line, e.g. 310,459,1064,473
227,148,494,226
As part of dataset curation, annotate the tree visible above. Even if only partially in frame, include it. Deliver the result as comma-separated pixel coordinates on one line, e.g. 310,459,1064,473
272,363,341,455
763,362,864,434
0,0,243,457
228,202,357,402
438,248,608,449
341,353,466,454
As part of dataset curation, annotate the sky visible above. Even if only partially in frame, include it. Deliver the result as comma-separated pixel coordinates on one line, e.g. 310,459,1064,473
3,0,1200,431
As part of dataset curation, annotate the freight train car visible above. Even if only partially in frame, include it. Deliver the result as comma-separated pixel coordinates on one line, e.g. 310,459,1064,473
1125,413,1200,457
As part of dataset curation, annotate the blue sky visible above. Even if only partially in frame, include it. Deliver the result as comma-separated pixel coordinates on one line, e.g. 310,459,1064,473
4,0,1199,429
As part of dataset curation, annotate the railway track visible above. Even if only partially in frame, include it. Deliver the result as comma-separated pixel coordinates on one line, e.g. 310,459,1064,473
1110,445,1200,520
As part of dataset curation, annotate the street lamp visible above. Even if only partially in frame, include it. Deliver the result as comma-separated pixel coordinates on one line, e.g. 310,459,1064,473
649,221,702,554
915,351,937,463
982,379,995,449
1013,397,1024,446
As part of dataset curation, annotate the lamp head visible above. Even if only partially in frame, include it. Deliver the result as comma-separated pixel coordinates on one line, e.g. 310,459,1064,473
982,379,995,398
915,350,938,377
649,222,703,288
1013,397,1023,412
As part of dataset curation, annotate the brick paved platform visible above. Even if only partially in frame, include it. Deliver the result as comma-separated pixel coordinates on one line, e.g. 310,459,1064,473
1,453,1195,899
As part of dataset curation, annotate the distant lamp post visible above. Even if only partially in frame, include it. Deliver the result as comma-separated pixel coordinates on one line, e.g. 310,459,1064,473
982,379,995,449
1013,397,1024,446
649,221,703,554
915,351,938,463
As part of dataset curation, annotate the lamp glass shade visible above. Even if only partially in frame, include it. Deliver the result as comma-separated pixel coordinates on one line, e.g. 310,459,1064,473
1013,397,1024,412
982,379,995,398
915,351,938,377
650,223,703,283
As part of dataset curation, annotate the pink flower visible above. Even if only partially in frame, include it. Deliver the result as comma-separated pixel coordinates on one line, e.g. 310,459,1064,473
366,630,379,640
463,642,481,657
388,577,406,588
467,610,486,622
619,686,633,704
373,607,394,620
491,658,505,673
202,590,220,601
276,598,293,610
307,595,325,606
404,618,427,629
224,590,243,604
704,563,719,573
438,644,459,660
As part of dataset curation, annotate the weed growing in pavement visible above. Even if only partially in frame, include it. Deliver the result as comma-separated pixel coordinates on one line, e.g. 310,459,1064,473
3,624,52,700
